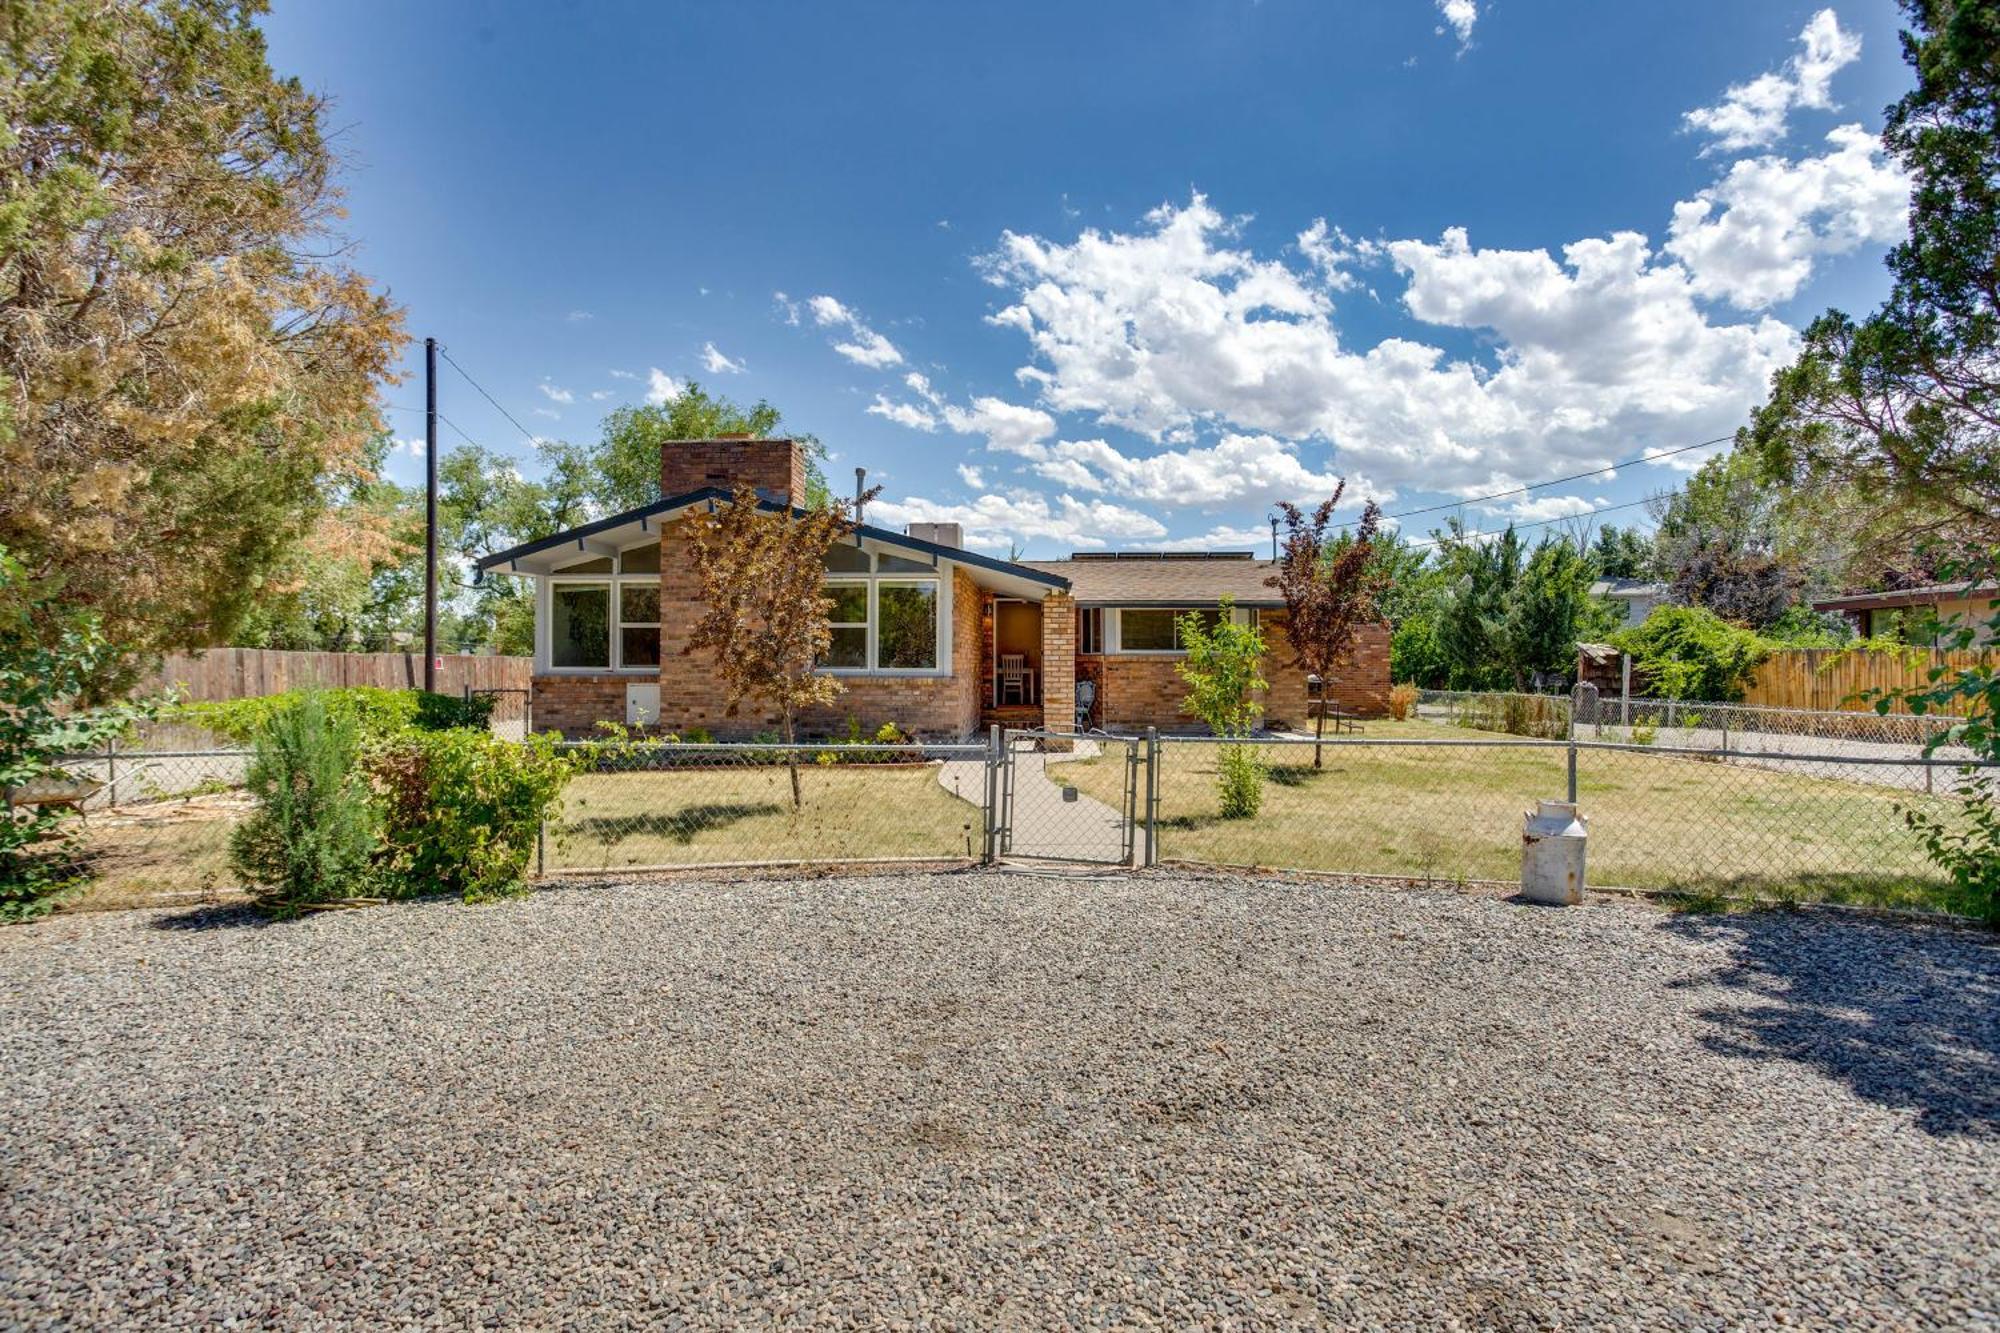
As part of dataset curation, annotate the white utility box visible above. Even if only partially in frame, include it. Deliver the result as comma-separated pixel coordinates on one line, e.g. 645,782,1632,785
1521,800,1587,905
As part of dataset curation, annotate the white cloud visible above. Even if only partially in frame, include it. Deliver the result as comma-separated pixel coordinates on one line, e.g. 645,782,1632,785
532,407,561,420
807,294,905,368
1296,219,1370,291
773,292,801,325
1666,124,1907,308
982,193,1800,500
868,491,1166,553
645,368,683,405
700,341,747,374
1490,494,1602,523
956,463,987,488
866,394,938,431
590,389,613,401
565,310,593,322
940,395,1058,458
1435,0,1476,50
391,437,426,459
1032,433,1356,507
1157,524,1276,552
538,381,573,405
608,369,637,380
1684,9,1861,153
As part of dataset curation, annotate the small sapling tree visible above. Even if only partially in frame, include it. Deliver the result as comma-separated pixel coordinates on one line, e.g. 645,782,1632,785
682,483,877,809
1176,597,1269,817
1269,485,1389,768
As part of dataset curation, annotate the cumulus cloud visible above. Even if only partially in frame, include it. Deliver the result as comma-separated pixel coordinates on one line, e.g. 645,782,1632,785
939,396,1058,457
538,381,574,405
1666,124,1907,308
699,342,747,374
645,368,683,405
590,389,613,401
1684,9,1861,153
866,394,938,431
868,491,1167,553
807,294,905,368
956,463,987,488
1031,433,1359,507
1435,0,1476,49
1490,493,1603,523
982,194,1799,499
1157,524,1278,552
608,369,637,380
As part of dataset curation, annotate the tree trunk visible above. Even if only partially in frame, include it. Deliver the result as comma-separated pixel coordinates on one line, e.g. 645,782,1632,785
1313,691,1326,769
783,705,802,810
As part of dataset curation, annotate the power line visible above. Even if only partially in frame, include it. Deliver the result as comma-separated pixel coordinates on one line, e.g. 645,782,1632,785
1345,435,1731,529
1403,493,1664,551
435,346,544,449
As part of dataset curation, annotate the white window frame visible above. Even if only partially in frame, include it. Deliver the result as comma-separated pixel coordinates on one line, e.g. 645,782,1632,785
1106,605,1250,656
817,546,952,677
538,539,666,675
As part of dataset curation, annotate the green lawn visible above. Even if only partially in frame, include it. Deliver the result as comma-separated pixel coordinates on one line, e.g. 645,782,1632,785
1058,720,1975,915
550,761,980,871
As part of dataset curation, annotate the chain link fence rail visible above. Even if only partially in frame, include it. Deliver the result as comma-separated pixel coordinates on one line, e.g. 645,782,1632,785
545,740,992,874
1051,734,1996,916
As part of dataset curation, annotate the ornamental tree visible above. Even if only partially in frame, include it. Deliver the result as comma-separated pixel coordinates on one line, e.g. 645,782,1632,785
1268,485,1389,768
681,484,876,808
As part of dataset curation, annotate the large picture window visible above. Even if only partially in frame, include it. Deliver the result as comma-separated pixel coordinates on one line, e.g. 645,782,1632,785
1113,607,1226,654
547,540,664,672
815,546,945,673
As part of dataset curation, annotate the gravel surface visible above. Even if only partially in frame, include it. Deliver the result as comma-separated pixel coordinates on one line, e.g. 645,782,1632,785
3,870,1997,1329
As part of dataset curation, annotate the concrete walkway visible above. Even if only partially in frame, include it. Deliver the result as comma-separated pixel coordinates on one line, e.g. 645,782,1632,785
937,737,1132,863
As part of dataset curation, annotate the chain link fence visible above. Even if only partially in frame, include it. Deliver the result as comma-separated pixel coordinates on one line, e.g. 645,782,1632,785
28,716,1999,919
1420,687,1967,754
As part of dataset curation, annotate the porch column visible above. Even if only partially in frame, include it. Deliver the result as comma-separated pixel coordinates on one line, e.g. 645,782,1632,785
1040,591,1076,749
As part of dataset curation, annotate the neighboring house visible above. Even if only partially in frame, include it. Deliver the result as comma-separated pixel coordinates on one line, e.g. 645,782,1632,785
475,436,1390,737
1812,583,2000,645
1589,578,1667,629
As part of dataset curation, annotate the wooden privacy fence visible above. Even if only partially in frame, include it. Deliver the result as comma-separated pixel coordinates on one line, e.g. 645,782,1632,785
1743,647,1995,715
139,648,532,702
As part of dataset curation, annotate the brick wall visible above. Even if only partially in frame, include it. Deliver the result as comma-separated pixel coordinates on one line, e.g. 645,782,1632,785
1079,618,1391,733
660,437,807,506
530,674,631,736
1039,593,1076,742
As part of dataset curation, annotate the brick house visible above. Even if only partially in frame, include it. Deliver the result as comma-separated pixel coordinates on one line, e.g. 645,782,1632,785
476,436,1390,738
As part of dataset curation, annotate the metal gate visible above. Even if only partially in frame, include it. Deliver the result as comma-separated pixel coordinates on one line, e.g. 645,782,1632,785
993,728,1141,866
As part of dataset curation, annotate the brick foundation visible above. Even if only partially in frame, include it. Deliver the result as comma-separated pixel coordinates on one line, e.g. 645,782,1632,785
1079,619,1391,733
530,674,633,736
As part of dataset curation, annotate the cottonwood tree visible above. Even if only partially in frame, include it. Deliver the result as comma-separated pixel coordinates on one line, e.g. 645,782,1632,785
1268,486,1388,768
1748,0,2000,555
0,0,404,684
681,483,877,808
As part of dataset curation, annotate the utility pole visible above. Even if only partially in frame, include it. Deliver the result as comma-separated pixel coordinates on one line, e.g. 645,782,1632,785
423,336,439,693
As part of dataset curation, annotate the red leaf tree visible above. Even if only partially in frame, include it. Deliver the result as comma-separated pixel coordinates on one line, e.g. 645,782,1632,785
1267,483,1389,768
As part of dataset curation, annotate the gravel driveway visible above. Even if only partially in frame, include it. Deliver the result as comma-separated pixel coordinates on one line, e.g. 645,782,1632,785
3,871,1996,1328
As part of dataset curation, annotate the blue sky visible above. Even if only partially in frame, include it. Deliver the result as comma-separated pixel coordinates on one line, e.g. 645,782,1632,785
263,1,1917,558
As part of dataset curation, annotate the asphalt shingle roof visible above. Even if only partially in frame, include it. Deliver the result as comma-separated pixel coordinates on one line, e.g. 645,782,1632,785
1020,553,1285,607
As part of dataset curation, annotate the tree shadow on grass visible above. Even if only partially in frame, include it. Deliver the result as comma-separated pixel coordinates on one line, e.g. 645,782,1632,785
1661,908,2000,1138
565,801,786,847
1265,763,1332,789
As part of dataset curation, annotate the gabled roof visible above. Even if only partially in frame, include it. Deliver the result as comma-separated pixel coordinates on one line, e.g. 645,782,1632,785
1021,551,1285,607
474,486,1070,593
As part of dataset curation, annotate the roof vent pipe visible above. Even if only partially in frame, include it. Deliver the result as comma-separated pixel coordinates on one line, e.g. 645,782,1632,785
854,467,867,527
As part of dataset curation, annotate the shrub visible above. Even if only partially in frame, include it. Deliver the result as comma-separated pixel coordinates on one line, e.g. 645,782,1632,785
1452,691,1568,739
1387,682,1420,721
0,550,153,921
229,691,377,913
1216,743,1265,819
368,729,580,902
1608,605,1771,702
182,687,490,746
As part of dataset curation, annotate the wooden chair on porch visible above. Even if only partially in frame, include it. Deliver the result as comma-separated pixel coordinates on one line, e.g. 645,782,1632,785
998,653,1034,705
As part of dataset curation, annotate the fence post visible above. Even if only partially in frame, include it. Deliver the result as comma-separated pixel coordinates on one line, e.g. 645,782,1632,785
1144,726,1159,867
536,817,546,878
1566,736,1578,805
983,723,1001,864
105,735,117,801
1620,654,1631,727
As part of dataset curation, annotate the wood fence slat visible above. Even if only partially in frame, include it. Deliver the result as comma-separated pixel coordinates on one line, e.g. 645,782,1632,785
139,648,533,703
1744,647,1993,716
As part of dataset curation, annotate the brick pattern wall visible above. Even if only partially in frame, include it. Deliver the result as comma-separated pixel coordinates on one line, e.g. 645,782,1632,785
1079,618,1391,733
659,438,806,506
530,674,632,736
1039,593,1076,744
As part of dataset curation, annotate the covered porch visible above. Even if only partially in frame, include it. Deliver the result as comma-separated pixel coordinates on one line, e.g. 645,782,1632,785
978,591,1076,733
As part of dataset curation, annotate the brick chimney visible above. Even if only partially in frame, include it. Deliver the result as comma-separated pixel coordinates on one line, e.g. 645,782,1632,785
660,437,808,507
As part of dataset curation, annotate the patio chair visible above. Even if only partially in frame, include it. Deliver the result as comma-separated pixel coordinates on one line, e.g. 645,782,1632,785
1075,678,1096,732
999,653,1030,705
